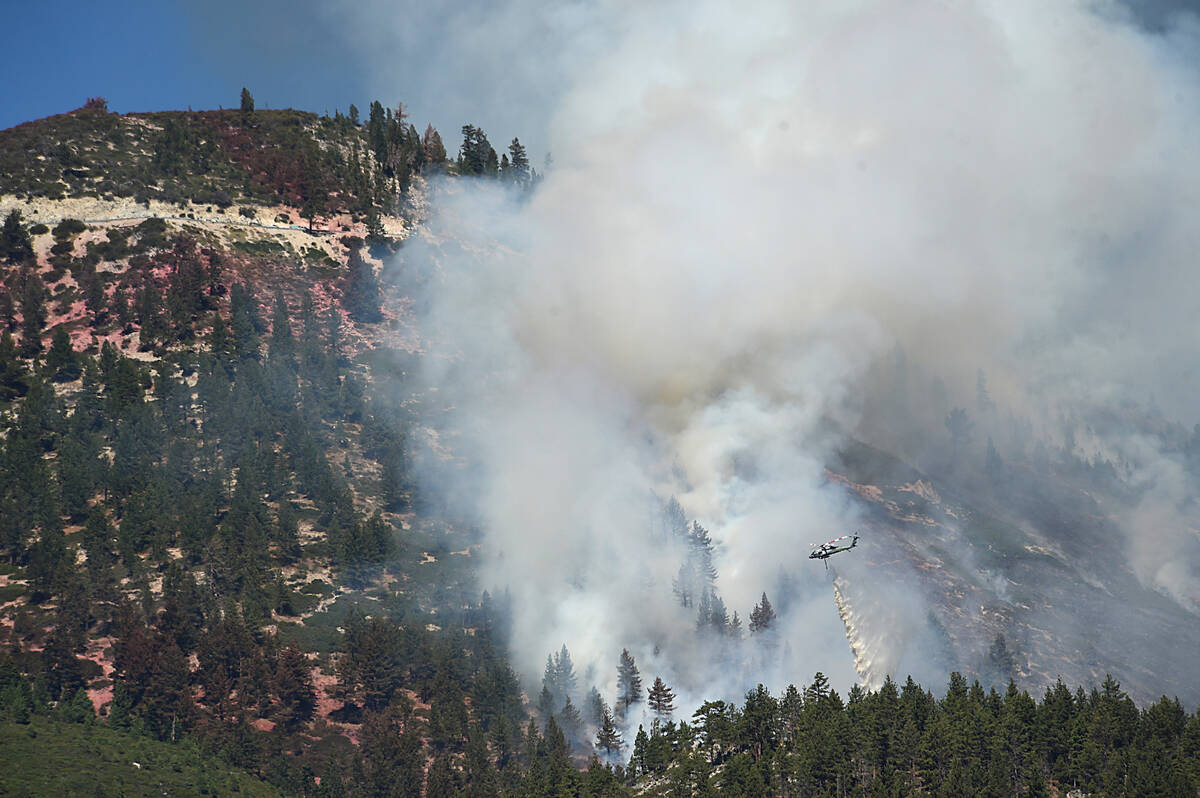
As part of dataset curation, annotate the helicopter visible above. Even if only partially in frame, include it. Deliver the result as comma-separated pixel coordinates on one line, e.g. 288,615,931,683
809,534,859,569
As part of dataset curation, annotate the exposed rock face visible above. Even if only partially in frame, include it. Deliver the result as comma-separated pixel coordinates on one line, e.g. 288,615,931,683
826,446,1200,706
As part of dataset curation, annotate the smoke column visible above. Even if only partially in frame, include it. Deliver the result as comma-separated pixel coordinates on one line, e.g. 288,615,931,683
383,0,1200,712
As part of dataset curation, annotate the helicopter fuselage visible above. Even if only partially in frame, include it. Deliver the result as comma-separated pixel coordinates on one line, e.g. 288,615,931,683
808,535,859,560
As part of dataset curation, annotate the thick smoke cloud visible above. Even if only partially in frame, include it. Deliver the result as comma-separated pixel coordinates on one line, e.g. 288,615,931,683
383,0,1200,712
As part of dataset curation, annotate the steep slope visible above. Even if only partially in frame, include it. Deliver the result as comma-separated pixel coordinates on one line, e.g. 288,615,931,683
826,439,1200,706
0,105,537,794
0,716,281,796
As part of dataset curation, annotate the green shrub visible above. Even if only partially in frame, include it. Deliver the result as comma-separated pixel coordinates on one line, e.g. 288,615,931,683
299,578,335,597
233,238,286,257
134,217,169,250
135,217,166,234
52,219,86,239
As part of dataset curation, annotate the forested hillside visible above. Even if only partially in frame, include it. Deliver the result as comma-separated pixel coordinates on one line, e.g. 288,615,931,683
0,99,1198,797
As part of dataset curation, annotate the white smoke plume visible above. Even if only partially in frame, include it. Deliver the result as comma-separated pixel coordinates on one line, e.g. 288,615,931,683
377,0,1200,712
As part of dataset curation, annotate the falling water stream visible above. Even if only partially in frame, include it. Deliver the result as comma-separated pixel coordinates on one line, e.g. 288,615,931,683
833,574,887,691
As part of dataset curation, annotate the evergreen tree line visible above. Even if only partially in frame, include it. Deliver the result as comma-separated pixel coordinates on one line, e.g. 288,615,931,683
619,671,1200,797
521,496,788,767
457,124,539,187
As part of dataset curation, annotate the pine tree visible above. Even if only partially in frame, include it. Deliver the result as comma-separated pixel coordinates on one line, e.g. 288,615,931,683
365,101,387,167
44,326,80,382
57,434,95,519
322,304,343,378
805,671,831,703
647,677,676,720
112,284,130,326
81,506,116,579
508,138,530,184
559,695,583,747
695,588,711,626
673,561,694,608
166,236,207,331
0,282,14,332
229,282,260,358
18,269,46,355
365,204,385,243
458,125,492,175
741,683,778,762
708,590,729,632
0,331,29,400
1,210,34,265
675,519,719,608
136,280,167,348
749,592,776,632
426,753,459,798
729,610,743,639
273,642,316,731
555,644,578,702
542,653,559,707
663,496,688,539
298,293,323,374
544,715,571,770
945,407,973,462
596,706,623,755
984,633,1017,687
586,687,606,727
617,648,643,717
343,245,382,323
268,288,295,362
631,725,649,776
208,311,232,362
240,87,254,116
275,500,301,561
462,724,498,797
300,154,328,232
985,436,1004,480
381,103,413,182
80,264,106,325
423,124,447,166
27,520,68,601
689,521,718,586
381,449,408,512
537,683,555,719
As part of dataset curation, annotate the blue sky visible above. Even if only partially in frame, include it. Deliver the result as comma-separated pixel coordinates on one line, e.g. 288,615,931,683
0,0,566,159
1,0,375,130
